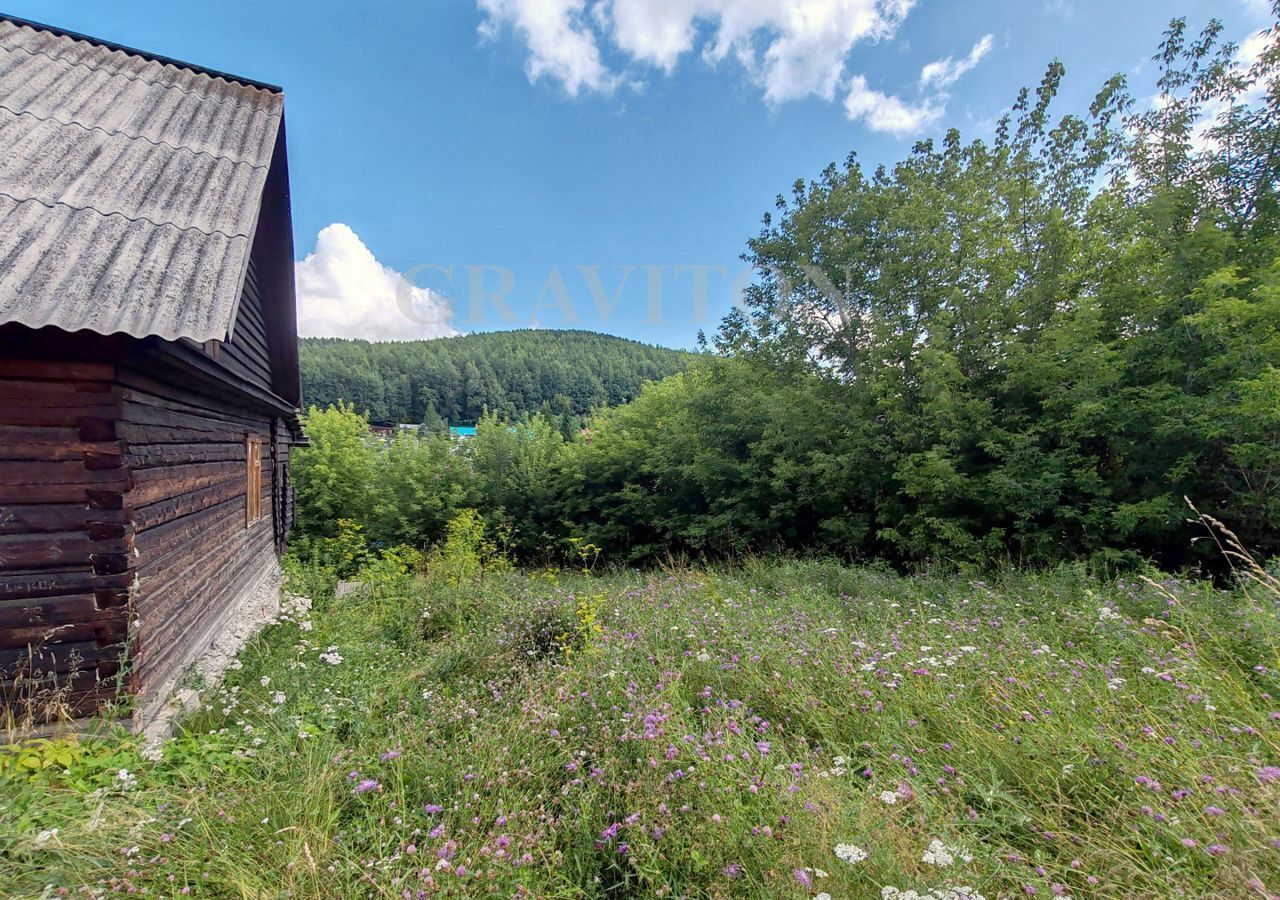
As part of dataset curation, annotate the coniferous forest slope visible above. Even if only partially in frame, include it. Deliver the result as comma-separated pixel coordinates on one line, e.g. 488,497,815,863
298,330,695,425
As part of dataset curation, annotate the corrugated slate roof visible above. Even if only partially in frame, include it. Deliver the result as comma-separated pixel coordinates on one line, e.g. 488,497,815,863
0,17,283,342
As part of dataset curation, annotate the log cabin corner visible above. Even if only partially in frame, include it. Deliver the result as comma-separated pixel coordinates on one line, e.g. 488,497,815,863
0,15,304,732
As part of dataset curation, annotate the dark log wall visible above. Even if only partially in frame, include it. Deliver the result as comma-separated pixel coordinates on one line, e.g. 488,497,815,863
0,307,298,725
220,256,274,393
118,364,282,709
0,359,131,719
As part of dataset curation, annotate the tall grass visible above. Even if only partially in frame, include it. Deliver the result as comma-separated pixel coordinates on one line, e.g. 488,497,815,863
2,555,1277,898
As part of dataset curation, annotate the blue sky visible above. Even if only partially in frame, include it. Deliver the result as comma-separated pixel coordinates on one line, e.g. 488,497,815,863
7,0,1268,349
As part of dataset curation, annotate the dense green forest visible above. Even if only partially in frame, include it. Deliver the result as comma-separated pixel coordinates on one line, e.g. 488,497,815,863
296,16,1280,572
299,330,693,425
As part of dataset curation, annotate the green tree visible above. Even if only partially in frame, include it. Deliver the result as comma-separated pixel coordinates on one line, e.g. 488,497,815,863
293,402,377,539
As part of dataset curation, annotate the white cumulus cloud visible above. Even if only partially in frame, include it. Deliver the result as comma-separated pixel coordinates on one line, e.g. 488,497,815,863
478,0,918,105
844,74,941,136
477,0,617,96
294,224,459,341
475,0,996,137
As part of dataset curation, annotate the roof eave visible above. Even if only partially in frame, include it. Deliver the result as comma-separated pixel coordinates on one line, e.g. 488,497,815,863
0,11,283,92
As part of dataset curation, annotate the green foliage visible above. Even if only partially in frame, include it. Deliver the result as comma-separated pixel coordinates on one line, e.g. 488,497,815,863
471,411,568,555
424,508,511,585
299,329,693,426
0,738,85,779
556,357,864,561
372,432,477,547
0,733,144,839
293,518,372,577
703,17,1280,569
293,402,377,540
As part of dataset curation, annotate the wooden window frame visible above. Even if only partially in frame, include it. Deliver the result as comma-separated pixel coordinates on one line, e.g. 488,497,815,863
246,436,264,526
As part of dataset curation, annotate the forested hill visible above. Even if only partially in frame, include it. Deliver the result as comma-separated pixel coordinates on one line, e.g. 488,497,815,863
298,330,694,424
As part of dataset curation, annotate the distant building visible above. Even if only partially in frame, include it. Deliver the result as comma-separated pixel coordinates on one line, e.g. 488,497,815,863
0,15,303,730
449,425,478,438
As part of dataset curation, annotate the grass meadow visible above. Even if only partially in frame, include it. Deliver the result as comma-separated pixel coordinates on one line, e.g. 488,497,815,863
2,549,1279,898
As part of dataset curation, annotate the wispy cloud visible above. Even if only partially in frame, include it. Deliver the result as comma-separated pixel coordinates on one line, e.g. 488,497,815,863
919,34,994,90
295,224,458,341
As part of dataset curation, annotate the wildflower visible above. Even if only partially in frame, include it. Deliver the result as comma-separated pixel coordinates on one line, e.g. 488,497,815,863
794,868,812,889
922,838,955,867
696,650,711,662
353,779,380,794
879,789,900,804
114,769,137,791
1098,607,1121,621
271,691,286,705
922,838,973,867
1256,766,1280,784
260,676,271,687
319,646,344,665
34,828,58,845
834,842,868,863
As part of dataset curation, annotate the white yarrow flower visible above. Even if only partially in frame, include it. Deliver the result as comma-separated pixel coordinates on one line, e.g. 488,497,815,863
319,646,344,665
922,838,955,866
921,838,973,867
834,842,868,863
879,789,900,804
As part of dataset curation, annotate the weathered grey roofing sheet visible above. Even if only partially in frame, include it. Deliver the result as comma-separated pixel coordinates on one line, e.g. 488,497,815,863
0,18,282,342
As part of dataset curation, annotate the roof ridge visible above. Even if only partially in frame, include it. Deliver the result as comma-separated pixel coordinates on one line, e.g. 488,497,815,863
0,42,283,115
0,191,254,240
0,104,274,170
0,14,282,93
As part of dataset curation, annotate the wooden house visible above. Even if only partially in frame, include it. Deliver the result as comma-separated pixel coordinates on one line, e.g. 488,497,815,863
0,15,304,729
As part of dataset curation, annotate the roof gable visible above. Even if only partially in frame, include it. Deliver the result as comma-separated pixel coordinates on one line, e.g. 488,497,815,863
0,17,284,343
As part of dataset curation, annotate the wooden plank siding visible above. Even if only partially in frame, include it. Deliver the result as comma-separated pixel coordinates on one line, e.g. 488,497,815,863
118,366,283,711
0,340,298,726
218,257,275,394
0,359,131,719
